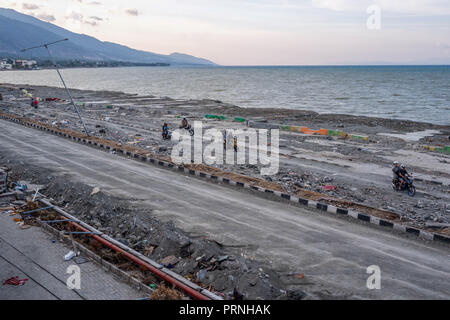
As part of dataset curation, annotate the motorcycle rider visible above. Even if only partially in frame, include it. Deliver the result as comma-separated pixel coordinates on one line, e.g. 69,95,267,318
392,161,401,189
398,164,410,189
180,118,189,129
179,117,194,136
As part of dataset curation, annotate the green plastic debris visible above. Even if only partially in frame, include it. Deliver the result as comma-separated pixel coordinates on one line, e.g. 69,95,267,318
205,114,227,120
234,117,245,122
149,284,156,289
436,146,450,154
327,130,340,136
350,135,369,141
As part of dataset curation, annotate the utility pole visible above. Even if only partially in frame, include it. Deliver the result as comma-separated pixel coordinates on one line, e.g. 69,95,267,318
21,39,90,136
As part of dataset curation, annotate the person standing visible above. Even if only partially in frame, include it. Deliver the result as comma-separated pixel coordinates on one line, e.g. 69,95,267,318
162,123,170,139
32,97,39,109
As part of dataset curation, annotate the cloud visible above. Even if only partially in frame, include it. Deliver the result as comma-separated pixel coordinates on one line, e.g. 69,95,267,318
84,16,102,26
37,13,56,22
65,6,103,28
311,0,352,11
88,1,102,5
125,8,139,16
84,20,98,26
311,0,450,15
66,11,83,22
22,3,39,10
89,16,103,21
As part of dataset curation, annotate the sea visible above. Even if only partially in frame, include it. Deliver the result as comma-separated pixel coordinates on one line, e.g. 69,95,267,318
0,65,449,125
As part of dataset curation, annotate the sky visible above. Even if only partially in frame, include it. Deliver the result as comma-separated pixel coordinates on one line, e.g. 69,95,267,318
2,0,450,65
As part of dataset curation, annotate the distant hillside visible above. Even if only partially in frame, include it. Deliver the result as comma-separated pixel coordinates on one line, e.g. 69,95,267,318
0,8,216,66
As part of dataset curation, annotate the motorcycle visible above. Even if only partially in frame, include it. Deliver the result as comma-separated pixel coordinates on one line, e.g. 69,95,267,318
162,129,172,140
180,124,194,136
392,175,416,197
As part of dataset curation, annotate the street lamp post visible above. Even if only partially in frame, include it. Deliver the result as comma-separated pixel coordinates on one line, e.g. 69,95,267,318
21,38,90,136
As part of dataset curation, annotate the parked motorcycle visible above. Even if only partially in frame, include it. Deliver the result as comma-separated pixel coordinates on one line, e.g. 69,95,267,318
162,129,172,140
392,175,416,197
180,124,194,136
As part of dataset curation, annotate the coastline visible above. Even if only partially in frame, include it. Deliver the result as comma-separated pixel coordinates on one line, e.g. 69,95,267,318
1,82,449,131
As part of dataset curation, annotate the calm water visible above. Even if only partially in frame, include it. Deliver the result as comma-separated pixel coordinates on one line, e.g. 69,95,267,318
1,65,449,124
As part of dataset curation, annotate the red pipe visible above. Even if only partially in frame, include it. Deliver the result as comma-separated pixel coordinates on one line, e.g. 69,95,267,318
64,219,210,300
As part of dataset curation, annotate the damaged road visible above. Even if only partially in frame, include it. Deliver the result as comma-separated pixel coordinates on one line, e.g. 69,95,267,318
0,119,449,299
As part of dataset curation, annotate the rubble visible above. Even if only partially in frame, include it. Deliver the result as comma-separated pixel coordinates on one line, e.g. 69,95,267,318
0,160,288,300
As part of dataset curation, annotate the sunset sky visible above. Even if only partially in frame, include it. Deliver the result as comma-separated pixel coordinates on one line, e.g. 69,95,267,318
2,0,450,65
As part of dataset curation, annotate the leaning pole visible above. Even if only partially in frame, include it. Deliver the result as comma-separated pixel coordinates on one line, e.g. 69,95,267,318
21,38,90,136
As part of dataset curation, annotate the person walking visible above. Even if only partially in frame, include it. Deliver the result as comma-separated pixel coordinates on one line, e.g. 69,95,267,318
32,97,39,109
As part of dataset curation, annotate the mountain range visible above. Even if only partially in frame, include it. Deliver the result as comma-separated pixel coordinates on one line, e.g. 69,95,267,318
0,8,216,66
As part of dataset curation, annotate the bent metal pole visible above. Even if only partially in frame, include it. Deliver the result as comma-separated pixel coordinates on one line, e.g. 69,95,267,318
21,39,90,136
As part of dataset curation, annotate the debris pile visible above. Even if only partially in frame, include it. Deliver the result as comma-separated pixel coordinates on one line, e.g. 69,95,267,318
149,284,186,300
0,162,289,300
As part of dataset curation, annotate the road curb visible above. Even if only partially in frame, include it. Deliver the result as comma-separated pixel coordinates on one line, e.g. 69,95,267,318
1,113,449,246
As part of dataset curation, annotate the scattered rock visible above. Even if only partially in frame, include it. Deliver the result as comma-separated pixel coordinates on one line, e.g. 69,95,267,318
90,187,100,196
287,289,306,300
218,255,229,263
196,269,207,281
160,255,180,266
